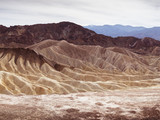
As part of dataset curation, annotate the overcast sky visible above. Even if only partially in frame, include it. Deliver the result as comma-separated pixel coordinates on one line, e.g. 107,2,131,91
0,0,160,27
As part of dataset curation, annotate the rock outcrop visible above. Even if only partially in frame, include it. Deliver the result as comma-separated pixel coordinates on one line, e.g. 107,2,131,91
1,22,160,55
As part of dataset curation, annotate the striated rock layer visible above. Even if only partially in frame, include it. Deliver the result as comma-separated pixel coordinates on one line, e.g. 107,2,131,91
0,22,160,119
0,39,160,95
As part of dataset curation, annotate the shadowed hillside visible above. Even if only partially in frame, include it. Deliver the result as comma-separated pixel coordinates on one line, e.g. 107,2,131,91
0,40,160,95
1,22,160,55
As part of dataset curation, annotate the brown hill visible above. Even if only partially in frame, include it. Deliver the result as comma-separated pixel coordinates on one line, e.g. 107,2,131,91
0,22,160,95
0,22,97,45
1,22,160,55
0,40,160,95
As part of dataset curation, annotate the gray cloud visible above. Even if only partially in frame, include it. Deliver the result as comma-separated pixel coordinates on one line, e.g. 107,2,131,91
142,0,160,8
0,0,160,27
0,0,87,9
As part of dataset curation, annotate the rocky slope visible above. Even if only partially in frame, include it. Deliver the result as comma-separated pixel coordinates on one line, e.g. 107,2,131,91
1,22,160,55
0,39,160,95
0,22,160,119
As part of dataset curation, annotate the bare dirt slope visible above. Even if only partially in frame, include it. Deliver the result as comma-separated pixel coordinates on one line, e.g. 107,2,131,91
0,40,160,95
0,22,160,119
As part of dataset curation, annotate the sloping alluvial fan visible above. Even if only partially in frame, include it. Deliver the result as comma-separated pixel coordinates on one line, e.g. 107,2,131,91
0,22,160,95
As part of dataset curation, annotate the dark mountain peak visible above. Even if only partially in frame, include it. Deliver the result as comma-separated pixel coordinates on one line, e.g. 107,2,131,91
0,22,160,55
0,25,7,33
141,37,160,47
0,25,6,28
0,22,96,45
57,21,81,27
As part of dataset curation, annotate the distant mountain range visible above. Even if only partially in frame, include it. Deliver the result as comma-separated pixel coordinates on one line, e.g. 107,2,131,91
84,24,160,40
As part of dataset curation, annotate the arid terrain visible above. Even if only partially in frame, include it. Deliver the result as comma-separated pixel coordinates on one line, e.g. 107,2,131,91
0,22,160,119
0,88,160,120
